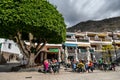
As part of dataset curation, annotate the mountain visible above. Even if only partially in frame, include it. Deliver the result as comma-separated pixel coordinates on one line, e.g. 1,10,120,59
67,16,120,32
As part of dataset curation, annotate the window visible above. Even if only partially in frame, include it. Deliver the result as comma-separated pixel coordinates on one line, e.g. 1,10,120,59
78,47,87,53
8,43,12,49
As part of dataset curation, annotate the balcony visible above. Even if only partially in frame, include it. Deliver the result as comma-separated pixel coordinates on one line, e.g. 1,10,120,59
66,38,77,42
77,39,89,42
67,49,75,53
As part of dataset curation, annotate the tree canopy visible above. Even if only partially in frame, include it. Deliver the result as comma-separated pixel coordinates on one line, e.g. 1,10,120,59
0,0,66,65
0,0,66,43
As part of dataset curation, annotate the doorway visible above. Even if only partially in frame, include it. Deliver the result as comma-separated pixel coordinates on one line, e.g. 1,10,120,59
47,53,58,60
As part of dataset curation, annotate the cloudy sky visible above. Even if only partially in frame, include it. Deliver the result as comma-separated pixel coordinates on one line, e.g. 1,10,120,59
48,0,120,27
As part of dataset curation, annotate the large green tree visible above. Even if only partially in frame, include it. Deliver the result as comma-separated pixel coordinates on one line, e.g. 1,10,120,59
0,0,66,66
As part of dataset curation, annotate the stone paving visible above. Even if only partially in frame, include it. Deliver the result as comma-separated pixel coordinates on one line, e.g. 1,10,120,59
0,66,120,80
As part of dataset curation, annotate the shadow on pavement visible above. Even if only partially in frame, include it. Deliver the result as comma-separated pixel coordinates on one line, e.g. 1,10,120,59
0,62,21,72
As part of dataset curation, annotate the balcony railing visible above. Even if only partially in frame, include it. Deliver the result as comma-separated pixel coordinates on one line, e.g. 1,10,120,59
90,38,112,42
66,38,77,42
67,50,75,53
77,39,89,42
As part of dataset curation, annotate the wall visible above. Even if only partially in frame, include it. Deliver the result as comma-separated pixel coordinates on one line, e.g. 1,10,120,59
0,38,21,55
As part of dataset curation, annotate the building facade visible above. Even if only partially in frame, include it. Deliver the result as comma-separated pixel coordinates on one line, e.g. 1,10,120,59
1,31,120,64
0,38,21,63
63,31,120,63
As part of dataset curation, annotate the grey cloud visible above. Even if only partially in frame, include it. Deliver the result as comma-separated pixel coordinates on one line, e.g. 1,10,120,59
106,0,120,11
91,0,120,20
49,0,120,27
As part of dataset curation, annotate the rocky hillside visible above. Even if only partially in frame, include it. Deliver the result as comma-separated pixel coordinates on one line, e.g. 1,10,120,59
67,16,120,32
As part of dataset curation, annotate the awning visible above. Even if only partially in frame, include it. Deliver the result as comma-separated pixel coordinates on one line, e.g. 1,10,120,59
115,42,120,44
48,48,59,52
87,33,96,36
97,33,107,37
78,44,90,47
64,43,77,47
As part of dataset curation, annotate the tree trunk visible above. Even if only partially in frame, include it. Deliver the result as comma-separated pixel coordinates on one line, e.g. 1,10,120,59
27,53,36,67
15,32,47,67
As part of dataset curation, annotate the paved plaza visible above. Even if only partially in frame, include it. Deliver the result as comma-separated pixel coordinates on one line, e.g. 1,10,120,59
0,66,120,80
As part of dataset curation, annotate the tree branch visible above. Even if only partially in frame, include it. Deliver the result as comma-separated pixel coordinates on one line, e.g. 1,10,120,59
34,40,47,59
16,32,29,58
35,39,42,52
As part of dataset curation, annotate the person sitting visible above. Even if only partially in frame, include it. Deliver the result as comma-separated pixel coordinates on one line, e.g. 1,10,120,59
43,59,49,73
51,59,60,74
77,60,85,73
88,60,94,72
71,60,77,72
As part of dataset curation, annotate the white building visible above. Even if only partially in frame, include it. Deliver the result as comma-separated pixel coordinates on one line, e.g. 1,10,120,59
0,38,21,55
0,38,22,63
